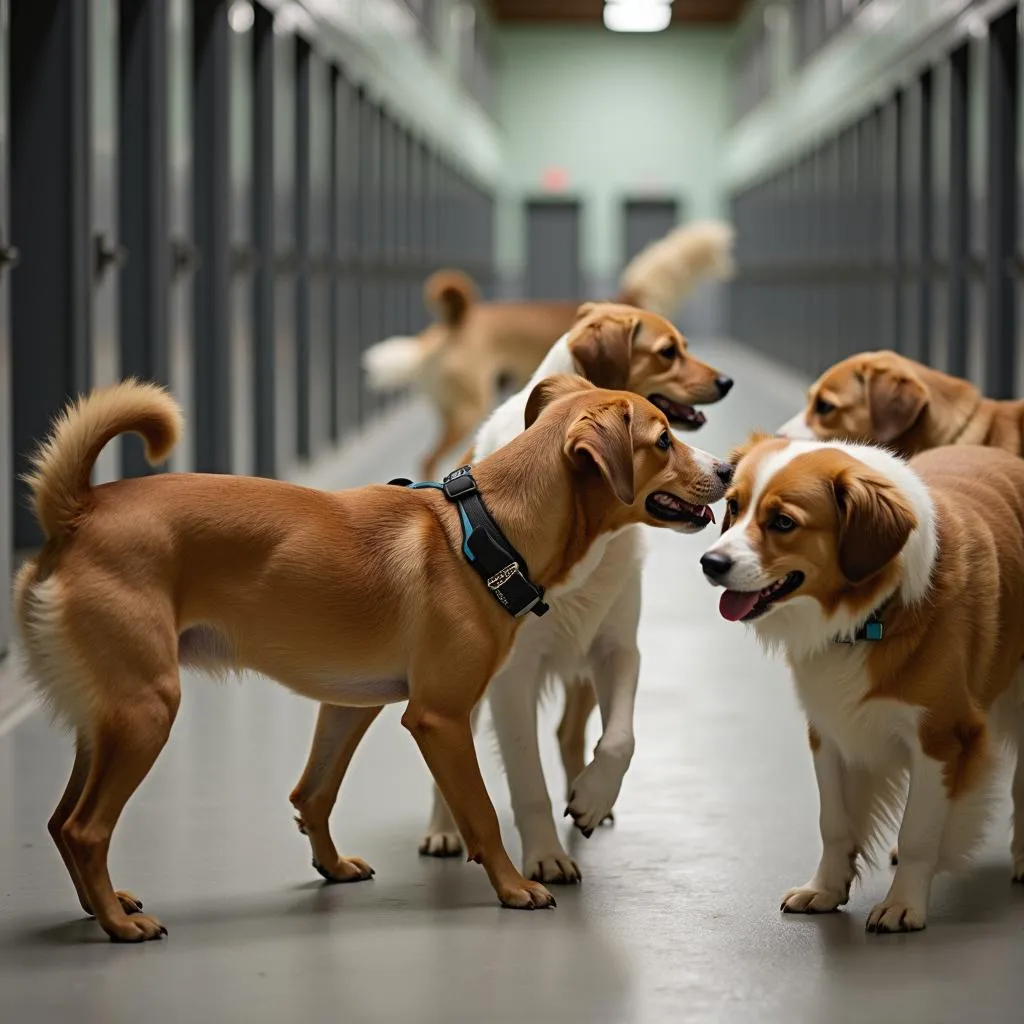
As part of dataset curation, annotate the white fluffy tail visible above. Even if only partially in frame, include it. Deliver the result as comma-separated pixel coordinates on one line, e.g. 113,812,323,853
362,335,426,392
618,219,735,319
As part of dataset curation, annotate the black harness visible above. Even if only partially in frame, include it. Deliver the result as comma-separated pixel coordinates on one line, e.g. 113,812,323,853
389,466,550,619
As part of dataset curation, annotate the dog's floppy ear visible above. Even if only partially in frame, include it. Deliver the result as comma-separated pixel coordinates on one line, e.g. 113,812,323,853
524,374,594,430
568,314,640,389
833,466,917,583
867,365,928,444
564,397,635,505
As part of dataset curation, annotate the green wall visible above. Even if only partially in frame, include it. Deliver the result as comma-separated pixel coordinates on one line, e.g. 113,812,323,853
494,25,733,297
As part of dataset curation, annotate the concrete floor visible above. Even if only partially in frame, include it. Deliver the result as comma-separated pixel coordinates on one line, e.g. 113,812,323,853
2,341,1024,1023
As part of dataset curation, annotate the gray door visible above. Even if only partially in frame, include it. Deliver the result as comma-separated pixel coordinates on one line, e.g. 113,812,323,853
0,0,10,657
525,199,581,300
622,197,679,267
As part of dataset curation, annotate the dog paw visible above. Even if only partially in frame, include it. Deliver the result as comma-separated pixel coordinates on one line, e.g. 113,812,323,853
524,850,582,885
780,886,846,914
312,856,375,884
80,889,144,918
1012,856,1024,884
418,831,463,858
498,878,557,910
564,759,626,836
866,899,926,933
105,912,167,943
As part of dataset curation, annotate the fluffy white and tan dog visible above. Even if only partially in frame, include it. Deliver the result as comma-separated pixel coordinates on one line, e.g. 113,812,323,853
363,220,735,479
420,304,733,881
700,436,1024,933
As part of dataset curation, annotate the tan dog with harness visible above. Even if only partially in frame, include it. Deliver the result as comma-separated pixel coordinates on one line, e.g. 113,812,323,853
15,375,730,942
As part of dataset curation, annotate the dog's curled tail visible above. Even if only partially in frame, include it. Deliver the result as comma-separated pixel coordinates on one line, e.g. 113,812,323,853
616,220,735,317
424,269,477,328
24,379,182,543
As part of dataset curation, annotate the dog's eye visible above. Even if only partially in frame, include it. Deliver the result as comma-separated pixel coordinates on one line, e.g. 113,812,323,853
770,513,797,532
658,346,677,361
814,398,835,416
726,498,739,518
656,430,671,450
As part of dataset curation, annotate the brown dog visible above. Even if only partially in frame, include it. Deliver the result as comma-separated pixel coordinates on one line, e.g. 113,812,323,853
779,350,1024,457
15,375,730,942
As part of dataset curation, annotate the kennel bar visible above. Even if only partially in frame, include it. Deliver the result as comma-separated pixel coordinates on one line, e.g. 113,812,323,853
228,16,256,475
900,78,924,364
295,34,312,459
332,68,359,437
272,17,298,471
305,46,332,454
297,36,336,459
120,0,197,478
967,32,989,389
355,89,380,421
985,7,1017,400
930,57,953,372
193,0,232,474
0,0,9,658
252,0,276,476
949,42,971,380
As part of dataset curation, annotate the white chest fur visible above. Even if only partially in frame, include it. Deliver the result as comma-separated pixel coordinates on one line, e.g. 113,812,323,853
789,647,919,770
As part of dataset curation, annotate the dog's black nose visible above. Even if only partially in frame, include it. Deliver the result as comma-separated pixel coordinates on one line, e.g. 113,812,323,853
700,551,733,577
715,375,734,397
715,462,733,485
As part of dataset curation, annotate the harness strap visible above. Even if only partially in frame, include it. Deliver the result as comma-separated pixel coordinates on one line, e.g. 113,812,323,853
389,466,549,619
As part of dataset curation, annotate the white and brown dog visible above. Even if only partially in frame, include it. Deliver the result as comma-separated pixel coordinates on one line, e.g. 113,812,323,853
700,436,1024,932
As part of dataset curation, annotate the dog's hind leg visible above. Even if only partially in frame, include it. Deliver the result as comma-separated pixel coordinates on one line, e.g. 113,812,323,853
61,671,180,942
290,703,381,883
47,731,143,918
419,701,481,858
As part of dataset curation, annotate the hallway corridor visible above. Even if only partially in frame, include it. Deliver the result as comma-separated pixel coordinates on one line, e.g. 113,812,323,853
2,341,1023,1024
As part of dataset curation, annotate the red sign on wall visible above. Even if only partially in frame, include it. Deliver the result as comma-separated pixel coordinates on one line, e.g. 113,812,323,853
541,166,569,192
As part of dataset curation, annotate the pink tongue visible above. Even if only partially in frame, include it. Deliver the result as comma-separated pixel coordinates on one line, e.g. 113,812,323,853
719,590,760,622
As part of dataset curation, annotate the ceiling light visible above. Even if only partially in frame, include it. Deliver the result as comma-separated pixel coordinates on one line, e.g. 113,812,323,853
603,1,673,34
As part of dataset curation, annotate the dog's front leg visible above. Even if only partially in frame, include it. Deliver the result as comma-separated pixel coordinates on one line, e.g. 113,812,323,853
403,683,554,910
781,729,859,915
564,641,638,837
290,703,382,883
564,578,641,836
488,655,581,884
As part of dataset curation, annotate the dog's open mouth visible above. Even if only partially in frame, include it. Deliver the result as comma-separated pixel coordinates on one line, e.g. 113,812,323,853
648,394,706,431
719,571,804,622
646,491,715,528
